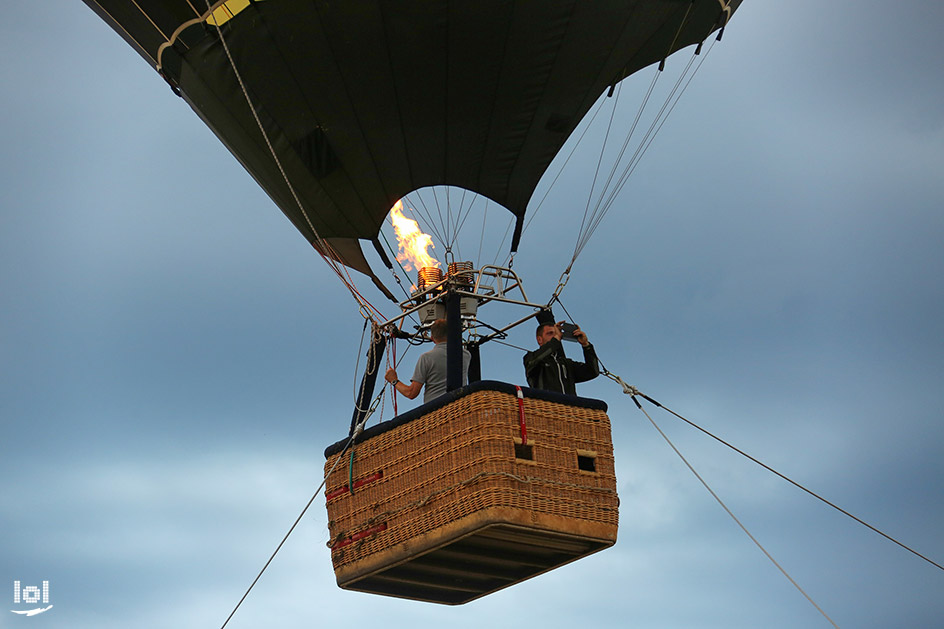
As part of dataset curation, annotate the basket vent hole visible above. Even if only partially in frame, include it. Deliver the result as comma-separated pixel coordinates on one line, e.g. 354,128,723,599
514,442,534,461
577,453,596,472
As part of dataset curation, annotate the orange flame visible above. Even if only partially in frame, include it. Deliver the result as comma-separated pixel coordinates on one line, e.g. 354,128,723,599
389,200,440,272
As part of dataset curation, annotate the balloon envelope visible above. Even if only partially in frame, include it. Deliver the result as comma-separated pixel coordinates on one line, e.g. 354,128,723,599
83,0,741,281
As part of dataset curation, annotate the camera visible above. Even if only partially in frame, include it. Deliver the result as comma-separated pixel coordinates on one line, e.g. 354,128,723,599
559,322,579,342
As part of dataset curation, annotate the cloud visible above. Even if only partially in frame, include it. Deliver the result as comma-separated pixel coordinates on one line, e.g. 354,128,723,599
2,2,943,628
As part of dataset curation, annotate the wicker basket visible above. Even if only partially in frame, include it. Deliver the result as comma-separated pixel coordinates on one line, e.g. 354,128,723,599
323,381,618,604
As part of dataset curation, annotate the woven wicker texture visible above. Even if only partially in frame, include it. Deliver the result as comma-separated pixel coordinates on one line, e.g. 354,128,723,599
324,389,618,575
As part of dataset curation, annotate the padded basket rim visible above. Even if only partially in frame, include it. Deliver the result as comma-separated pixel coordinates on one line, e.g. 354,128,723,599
325,379,608,458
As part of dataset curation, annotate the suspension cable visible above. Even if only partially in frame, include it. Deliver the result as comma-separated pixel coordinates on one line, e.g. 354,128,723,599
557,35,723,294
451,188,479,252
444,187,453,251
202,1,384,323
491,338,530,353
378,231,415,302
522,94,610,239
403,194,449,266
592,38,719,232
490,215,517,269
476,199,490,264
572,50,698,263
429,187,449,247
378,229,429,325
566,9,694,270
573,79,629,260
404,191,447,246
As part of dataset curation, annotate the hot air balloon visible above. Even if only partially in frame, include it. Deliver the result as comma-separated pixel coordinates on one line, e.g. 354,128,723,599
83,0,742,604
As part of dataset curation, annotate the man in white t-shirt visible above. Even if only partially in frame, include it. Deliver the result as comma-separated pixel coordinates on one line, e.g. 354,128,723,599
384,318,471,404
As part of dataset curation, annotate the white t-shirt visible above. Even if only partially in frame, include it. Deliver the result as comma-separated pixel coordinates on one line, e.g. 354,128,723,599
411,342,471,403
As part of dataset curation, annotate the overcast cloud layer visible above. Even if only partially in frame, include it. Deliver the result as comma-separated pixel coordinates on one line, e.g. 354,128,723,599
2,3,943,628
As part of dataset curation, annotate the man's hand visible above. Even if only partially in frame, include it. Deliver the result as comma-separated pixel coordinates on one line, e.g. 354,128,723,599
574,326,589,347
386,368,421,400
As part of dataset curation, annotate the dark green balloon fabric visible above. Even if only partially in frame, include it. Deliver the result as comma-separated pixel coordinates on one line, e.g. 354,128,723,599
82,1,740,277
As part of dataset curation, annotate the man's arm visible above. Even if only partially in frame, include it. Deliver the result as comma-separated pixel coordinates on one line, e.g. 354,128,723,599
384,367,423,399
572,343,601,383
568,327,599,383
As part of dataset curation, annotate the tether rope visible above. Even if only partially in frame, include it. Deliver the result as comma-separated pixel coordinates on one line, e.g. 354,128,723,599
218,437,354,629
445,187,453,252
219,365,396,628
596,350,944,576
634,390,944,574
591,342,944,580
559,274,944,591
629,395,839,628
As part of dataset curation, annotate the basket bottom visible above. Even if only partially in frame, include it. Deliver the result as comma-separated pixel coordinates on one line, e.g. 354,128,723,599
337,520,614,605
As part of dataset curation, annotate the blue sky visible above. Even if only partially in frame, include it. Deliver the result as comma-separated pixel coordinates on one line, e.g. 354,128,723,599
2,2,943,627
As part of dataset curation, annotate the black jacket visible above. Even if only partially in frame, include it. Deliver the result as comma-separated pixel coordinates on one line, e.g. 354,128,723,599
523,338,599,395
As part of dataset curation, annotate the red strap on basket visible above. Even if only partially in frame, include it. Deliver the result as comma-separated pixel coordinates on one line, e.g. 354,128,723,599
391,338,398,416
324,470,384,501
331,522,388,549
515,385,527,445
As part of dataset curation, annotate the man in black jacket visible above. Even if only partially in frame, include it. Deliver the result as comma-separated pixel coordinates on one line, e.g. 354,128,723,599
523,320,599,395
